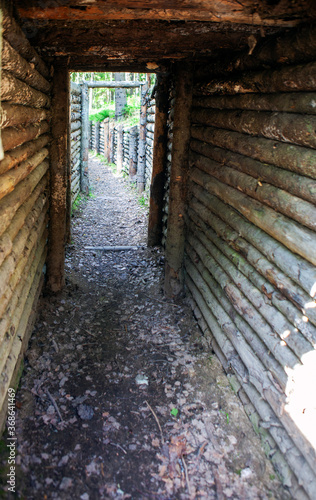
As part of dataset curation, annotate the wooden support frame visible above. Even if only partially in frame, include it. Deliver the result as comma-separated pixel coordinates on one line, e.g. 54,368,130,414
46,65,69,292
80,82,89,195
148,72,169,246
164,62,193,297
137,82,148,193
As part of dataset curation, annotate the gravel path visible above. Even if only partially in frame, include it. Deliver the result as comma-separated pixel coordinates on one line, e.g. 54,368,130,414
0,155,288,499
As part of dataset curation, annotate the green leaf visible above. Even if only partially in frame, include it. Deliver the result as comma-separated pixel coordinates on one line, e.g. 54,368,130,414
171,408,179,417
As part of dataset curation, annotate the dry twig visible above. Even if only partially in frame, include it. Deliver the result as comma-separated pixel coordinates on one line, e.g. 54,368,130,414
46,390,64,422
145,400,164,444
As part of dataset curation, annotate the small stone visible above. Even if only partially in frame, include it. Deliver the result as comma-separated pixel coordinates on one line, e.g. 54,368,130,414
59,477,73,490
77,404,94,420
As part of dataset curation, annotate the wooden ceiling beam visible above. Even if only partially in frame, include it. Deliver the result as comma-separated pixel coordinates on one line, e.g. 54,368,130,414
15,0,311,26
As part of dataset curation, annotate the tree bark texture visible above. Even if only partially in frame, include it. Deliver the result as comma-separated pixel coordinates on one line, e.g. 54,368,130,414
190,167,316,266
137,83,148,193
148,73,169,247
2,6,50,79
1,71,51,108
0,103,50,129
190,138,316,205
2,38,51,94
80,83,89,195
189,149,316,231
191,125,316,180
191,108,316,150
47,65,69,293
195,62,316,95
195,24,316,80
193,92,316,115
0,134,50,176
164,63,193,297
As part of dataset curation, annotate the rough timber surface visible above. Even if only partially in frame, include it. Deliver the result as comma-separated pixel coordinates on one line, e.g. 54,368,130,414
0,155,288,500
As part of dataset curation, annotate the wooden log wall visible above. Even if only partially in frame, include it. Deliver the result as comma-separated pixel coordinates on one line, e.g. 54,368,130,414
186,58,316,498
0,10,51,430
145,96,156,190
70,83,82,205
161,83,175,247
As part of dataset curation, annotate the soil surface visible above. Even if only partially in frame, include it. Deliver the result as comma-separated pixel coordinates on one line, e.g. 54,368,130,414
0,156,289,499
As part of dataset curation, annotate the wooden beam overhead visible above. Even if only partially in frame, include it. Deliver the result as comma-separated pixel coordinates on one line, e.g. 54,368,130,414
15,0,314,26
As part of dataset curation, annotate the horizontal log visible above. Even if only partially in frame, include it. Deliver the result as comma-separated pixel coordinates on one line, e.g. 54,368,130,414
1,71,51,108
0,150,49,202
189,182,316,303
0,184,47,269
0,228,47,379
0,161,49,237
185,244,288,389
185,257,316,479
186,231,302,366
186,211,314,355
2,39,50,94
71,103,81,112
0,102,49,129
185,273,315,499
0,221,47,322
191,108,316,150
70,111,81,122
195,24,316,80
70,83,81,95
185,273,247,378
185,258,288,409
190,139,316,205
190,167,316,266
0,203,48,307
0,246,47,420
86,81,142,88
2,121,50,153
191,125,316,180
192,93,316,115
190,149,316,231
2,8,49,79
188,194,316,336
195,61,316,95
0,134,50,176
70,120,81,133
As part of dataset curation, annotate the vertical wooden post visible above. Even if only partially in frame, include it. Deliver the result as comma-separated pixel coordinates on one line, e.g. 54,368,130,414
104,118,110,162
95,121,100,155
47,64,69,293
148,72,169,246
117,124,123,174
164,62,193,297
109,121,115,164
129,125,138,181
80,82,89,195
137,83,148,193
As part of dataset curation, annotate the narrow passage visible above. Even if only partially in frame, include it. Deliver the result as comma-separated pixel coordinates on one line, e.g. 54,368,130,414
6,157,286,499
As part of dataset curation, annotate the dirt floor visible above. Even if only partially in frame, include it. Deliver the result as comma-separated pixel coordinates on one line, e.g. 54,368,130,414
0,155,290,499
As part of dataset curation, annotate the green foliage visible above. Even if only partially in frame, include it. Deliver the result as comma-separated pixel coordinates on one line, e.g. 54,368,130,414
171,408,179,417
89,108,115,122
138,193,149,208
